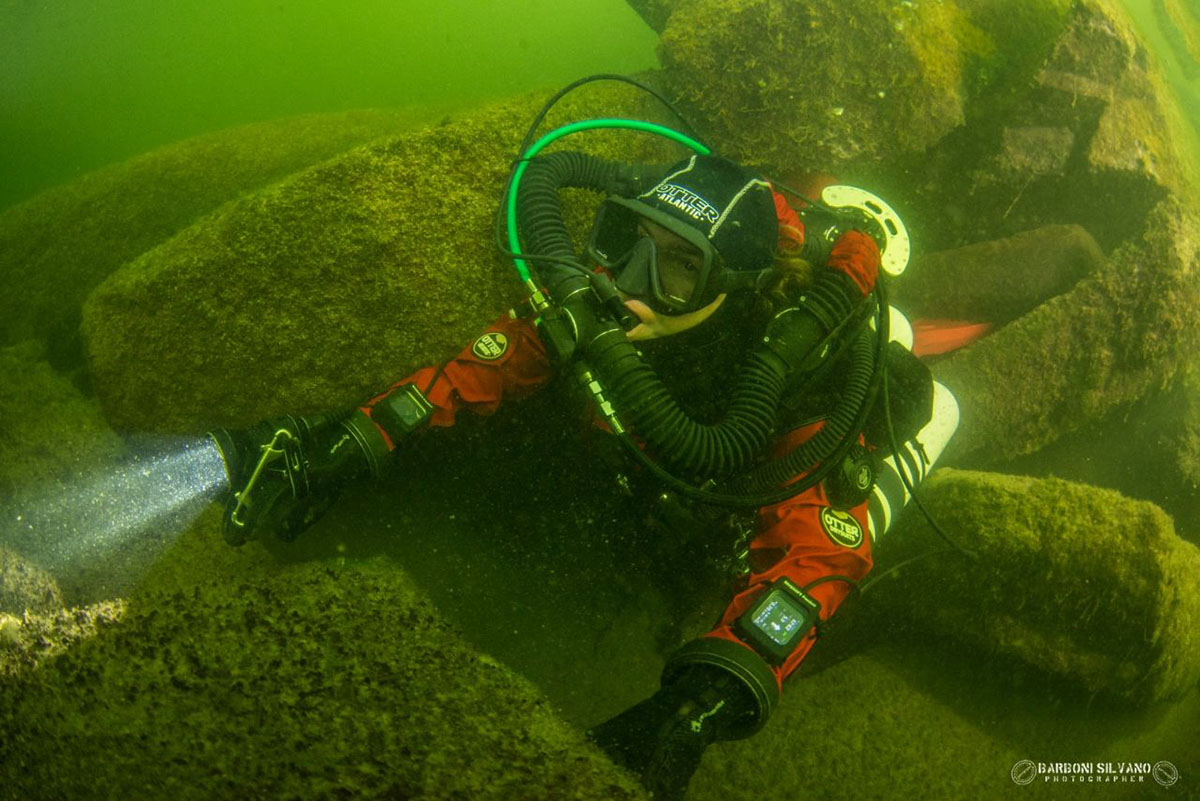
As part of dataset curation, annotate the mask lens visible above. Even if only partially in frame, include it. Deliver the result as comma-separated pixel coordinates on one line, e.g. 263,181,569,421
590,200,718,315
587,202,641,267
613,237,657,299
654,252,703,308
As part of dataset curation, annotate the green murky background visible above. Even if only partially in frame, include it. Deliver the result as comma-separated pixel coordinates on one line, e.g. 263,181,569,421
0,0,659,211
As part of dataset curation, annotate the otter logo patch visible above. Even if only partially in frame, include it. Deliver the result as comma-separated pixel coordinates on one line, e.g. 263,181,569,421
471,332,509,361
652,183,720,224
820,507,864,549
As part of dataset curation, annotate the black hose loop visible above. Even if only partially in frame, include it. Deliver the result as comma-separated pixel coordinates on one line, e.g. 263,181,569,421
517,152,631,298
511,149,866,482
738,326,876,491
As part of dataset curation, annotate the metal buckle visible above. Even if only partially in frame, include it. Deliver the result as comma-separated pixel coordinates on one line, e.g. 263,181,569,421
228,427,302,530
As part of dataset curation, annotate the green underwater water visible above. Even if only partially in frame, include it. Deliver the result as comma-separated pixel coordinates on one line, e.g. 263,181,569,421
0,0,659,211
3,1,1200,799
1117,0,1200,181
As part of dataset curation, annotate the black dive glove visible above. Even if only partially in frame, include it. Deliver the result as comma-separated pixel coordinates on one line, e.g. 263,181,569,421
208,411,373,545
209,384,432,545
588,666,758,801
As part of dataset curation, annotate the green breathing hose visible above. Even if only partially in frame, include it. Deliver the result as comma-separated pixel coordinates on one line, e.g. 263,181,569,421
504,118,710,291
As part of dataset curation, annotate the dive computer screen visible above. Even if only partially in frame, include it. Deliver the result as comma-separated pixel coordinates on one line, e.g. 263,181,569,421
751,590,806,645
734,577,821,664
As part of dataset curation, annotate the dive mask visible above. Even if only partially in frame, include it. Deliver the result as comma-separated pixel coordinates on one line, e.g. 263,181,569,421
588,197,767,315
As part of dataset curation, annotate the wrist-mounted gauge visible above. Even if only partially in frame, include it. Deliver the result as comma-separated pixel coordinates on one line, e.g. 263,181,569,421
733,577,822,664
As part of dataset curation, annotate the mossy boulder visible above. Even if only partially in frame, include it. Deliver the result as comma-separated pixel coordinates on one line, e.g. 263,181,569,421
689,649,1022,801
0,600,124,680
1168,365,1200,493
978,360,1200,545
0,109,438,368
884,0,1190,253
690,636,1200,800
932,196,1200,464
647,0,973,173
870,468,1200,706
0,547,62,616
0,340,202,604
891,223,1104,325
80,88,667,435
0,558,648,800
0,341,126,496
623,0,678,33
1040,1,1196,200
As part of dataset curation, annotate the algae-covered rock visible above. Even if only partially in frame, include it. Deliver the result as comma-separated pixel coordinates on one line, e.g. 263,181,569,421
80,88,666,434
891,224,1104,325
689,649,1023,801
0,340,221,604
982,361,1200,544
933,196,1200,464
690,636,1200,800
623,0,677,33
0,600,124,679
0,108,440,364
649,0,972,172
885,0,1188,253
0,547,62,616
0,559,648,800
1169,365,1200,492
872,469,1200,705
0,340,126,495
1044,3,1192,197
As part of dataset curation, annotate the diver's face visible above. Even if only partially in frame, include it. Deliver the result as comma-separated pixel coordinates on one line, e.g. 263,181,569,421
639,219,705,306
621,220,725,341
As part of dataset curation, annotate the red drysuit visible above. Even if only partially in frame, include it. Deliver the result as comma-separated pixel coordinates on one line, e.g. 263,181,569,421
359,196,879,690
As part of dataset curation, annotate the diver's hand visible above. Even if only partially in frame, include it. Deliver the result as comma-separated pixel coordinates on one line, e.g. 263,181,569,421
210,413,365,546
622,294,726,341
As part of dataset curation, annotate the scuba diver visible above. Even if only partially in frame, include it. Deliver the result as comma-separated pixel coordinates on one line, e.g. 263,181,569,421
207,83,958,800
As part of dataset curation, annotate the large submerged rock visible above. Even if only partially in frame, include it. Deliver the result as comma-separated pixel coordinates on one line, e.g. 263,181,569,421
646,0,974,173
0,108,438,366
870,468,1200,706
891,223,1104,325
0,600,125,680
80,88,664,434
0,558,648,800
0,340,126,497
890,0,1191,252
0,340,191,604
0,547,62,617
933,197,1200,465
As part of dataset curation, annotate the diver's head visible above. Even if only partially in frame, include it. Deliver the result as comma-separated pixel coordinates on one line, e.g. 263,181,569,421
587,154,777,339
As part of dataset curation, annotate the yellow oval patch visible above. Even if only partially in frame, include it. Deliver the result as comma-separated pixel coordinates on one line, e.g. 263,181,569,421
471,332,509,361
820,507,864,549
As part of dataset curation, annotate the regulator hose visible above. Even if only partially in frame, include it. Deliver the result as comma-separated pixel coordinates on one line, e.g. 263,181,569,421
515,151,654,301
586,325,790,478
517,151,864,480
735,325,876,492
